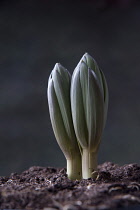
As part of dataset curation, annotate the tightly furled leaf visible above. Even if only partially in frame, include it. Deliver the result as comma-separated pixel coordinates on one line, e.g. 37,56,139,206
71,53,109,178
79,53,109,128
71,60,105,152
47,63,82,180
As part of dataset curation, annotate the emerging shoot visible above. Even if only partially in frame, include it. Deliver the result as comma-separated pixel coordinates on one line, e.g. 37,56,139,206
47,63,82,180
71,53,109,179
47,53,108,180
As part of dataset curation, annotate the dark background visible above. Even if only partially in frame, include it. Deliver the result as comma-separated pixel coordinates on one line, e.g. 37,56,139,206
0,0,140,176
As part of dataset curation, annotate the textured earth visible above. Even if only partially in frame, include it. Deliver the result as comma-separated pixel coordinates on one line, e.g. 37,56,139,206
0,162,140,209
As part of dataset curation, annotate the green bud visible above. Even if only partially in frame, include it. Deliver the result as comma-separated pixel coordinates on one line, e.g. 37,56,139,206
47,63,82,180
71,53,109,179
78,53,109,128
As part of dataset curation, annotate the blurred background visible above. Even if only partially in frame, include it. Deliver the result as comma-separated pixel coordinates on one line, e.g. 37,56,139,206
0,0,140,176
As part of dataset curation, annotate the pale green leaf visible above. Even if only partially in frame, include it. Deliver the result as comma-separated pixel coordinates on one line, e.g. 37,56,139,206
100,69,109,128
52,65,77,145
81,53,104,94
47,77,72,158
71,66,88,148
88,70,104,151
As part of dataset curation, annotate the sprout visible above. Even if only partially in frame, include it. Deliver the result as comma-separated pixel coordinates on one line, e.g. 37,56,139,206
78,53,109,128
47,53,109,180
47,63,82,180
71,53,109,179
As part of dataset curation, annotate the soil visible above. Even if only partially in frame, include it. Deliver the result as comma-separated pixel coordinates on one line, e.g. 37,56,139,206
0,162,140,210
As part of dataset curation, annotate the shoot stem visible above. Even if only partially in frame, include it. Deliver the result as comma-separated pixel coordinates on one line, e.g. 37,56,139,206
67,154,82,180
82,148,97,179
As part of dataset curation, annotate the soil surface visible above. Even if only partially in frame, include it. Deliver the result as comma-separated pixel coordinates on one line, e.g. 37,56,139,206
0,162,140,210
